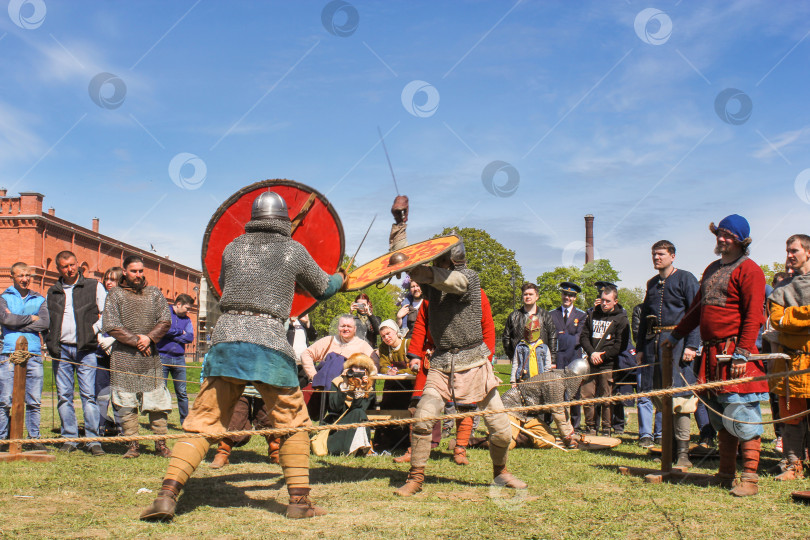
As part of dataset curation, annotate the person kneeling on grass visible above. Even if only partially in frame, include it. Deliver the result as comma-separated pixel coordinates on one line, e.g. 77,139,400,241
323,353,377,456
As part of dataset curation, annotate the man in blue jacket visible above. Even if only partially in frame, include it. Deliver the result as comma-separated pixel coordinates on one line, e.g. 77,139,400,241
0,262,50,450
157,294,195,425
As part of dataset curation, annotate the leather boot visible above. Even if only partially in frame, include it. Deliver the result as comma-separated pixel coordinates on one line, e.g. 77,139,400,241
267,437,280,465
286,487,327,519
730,437,760,497
139,480,183,522
453,446,469,466
155,440,172,458
210,441,231,469
712,429,738,489
674,439,692,469
493,464,528,489
776,458,804,481
393,447,412,463
123,441,140,459
394,467,425,496
730,472,759,497
562,434,579,449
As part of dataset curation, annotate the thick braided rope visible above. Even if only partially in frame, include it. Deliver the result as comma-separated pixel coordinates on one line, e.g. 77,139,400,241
3,367,805,446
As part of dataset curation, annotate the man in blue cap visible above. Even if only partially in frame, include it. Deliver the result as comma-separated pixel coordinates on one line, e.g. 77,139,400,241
667,214,768,497
550,282,586,430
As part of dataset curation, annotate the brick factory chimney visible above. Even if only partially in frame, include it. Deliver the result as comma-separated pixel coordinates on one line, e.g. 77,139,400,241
47,208,55,216
584,214,594,264
92,217,99,233
0,188,6,197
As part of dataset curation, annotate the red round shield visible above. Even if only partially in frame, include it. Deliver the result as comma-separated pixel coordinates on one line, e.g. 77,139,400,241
202,179,345,317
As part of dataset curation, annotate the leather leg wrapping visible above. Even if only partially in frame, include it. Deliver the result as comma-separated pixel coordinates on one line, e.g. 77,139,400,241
120,410,140,437
455,417,473,448
164,437,210,486
149,412,168,435
718,429,739,477
279,431,310,491
739,436,761,475
409,433,432,468
489,442,509,467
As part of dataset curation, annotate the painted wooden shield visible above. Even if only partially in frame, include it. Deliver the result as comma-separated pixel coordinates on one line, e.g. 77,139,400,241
202,179,344,317
345,235,460,291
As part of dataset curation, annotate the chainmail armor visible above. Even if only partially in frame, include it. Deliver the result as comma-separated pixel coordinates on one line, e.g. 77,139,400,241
500,370,584,422
426,267,484,371
103,286,171,393
211,218,330,359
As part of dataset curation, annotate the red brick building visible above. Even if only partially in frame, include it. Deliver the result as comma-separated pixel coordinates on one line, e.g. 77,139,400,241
0,190,202,359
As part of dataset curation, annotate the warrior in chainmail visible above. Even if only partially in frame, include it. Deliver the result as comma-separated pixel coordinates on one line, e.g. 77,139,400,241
500,358,590,449
141,189,345,522
394,240,528,497
102,255,172,459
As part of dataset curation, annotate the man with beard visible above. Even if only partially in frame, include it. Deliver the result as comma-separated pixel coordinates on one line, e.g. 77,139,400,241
766,234,810,481
102,256,172,459
635,240,700,465
140,190,345,521
394,241,526,496
667,214,767,496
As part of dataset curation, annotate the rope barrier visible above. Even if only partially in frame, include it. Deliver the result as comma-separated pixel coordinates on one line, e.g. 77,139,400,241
677,371,810,426
3,366,808,446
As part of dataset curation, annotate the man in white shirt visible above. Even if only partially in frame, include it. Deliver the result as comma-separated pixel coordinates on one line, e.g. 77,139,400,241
45,251,106,455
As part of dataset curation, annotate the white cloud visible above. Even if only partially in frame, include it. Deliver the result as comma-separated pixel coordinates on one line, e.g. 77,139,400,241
753,127,809,160
0,101,45,167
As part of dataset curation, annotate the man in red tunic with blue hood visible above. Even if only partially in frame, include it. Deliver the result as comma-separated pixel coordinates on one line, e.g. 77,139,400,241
666,214,767,497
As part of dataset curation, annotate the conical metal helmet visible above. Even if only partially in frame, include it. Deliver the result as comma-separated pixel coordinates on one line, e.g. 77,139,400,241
251,190,289,220
564,357,590,377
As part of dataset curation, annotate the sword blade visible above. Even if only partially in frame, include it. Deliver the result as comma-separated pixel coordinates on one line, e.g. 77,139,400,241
347,214,377,270
377,125,400,195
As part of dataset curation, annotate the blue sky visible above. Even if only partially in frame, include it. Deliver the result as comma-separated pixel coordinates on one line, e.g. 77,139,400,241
1,0,809,289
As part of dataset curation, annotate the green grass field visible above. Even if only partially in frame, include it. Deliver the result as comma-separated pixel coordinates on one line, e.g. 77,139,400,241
3,363,809,539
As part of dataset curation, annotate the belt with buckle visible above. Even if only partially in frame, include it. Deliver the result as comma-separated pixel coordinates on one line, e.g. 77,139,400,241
652,325,676,333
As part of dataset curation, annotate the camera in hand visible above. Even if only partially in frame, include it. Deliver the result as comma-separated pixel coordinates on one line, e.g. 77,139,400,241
346,368,367,379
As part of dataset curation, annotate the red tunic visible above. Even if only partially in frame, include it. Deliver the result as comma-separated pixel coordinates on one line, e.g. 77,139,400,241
408,290,496,398
673,256,767,394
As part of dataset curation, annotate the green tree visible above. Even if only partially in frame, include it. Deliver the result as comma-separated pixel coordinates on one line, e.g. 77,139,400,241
436,227,523,356
535,266,581,312
618,287,645,311
536,259,623,311
760,262,786,285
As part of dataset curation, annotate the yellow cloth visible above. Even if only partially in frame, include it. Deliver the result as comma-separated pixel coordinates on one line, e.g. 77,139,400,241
527,340,544,378
769,303,810,398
